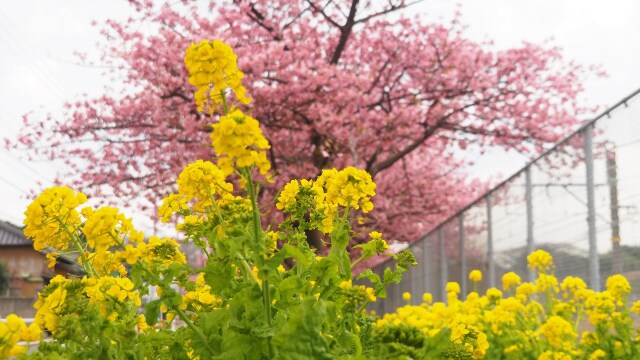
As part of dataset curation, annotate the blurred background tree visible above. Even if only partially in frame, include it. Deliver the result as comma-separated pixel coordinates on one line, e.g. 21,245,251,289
10,0,594,247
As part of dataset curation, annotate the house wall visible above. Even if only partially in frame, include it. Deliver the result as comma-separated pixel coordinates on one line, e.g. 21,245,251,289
0,297,37,317
0,247,47,298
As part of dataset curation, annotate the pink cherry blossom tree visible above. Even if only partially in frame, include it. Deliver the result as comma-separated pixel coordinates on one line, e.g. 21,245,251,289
11,0,592,245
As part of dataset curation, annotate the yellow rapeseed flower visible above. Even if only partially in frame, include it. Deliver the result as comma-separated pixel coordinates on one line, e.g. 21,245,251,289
502,271,521,291
536,274,560,293
184,39,250,113
276,179,300,211
473,332,489,359
605,274,631,301
450,322,469,344
538,350,572,360
527,249,553,272
446,282,461,294
82,206,138,253
537,316,577,349
21,322,41,342
315,167,376,213
469,270,482,282
23,186,87,251
486,287,503,300
139,236,187,268
560,276,587,298
422,293,433,304
211,109,271,176
588,349,606,360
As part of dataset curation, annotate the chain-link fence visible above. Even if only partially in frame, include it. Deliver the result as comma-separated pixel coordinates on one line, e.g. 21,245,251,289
368,88,640,314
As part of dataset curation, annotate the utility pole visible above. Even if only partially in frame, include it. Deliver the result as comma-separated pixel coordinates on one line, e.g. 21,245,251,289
606,142,623,274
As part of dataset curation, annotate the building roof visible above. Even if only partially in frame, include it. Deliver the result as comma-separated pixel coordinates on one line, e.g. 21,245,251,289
0,219,83,274
0,220,31,247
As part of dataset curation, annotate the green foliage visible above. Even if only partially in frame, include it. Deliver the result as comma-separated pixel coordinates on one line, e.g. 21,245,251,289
17,40,418,360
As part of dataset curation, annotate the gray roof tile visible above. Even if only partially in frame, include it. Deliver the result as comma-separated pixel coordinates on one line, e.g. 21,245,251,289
0,220,31,246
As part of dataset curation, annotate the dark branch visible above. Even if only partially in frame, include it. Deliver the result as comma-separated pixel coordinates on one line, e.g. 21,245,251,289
354,0,426,24
329,0,359,64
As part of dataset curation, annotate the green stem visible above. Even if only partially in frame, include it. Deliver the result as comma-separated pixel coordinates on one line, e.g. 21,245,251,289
350,256,365,270
238,256,258,283
174,306,216,356
574,303,583,331
245,169,275,358
357,300,371,314
220,89,230,114
141,266,216,356
55,216,96,277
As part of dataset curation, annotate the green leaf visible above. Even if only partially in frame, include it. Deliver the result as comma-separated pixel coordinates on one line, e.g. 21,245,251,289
204,258,236,294
311,257,340,289
422,328,451,359
357,269,386,298
144,299,161,326
393,249,417,268
327,250,351,281
383,267,402,285
273,299,332,360
353,240,379,260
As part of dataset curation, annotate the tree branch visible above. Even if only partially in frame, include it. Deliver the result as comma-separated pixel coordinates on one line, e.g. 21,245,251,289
354,0,426,24
305,0,342,28
330,0,359,64
369,100,483,177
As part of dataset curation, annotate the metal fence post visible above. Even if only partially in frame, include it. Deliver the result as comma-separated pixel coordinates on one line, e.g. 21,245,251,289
459,215,466,298
422,237,430,298
525,166,535,282
409,251,416,302
439,226,447,302
584,125,601,291
486,193,495,288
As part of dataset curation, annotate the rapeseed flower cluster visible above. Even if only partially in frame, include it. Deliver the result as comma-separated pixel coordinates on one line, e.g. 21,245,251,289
469,269,482,283
23,186,87,251
211,109,271,176
501,271,521,291
182,273,222,312
316,167,376,214
176,159,234,211
159,160,240,229
560,276,587,298
83,277,141,320
33,275,71,334
377,249,640,359
0,314,40,358
20,187,187,346
184,39,250,113
138,236,187,268
9,39,421,360
605,274,631,301
339,280,376,309
82,206,144,252
537,316,577,349
528,249,554,272
276,167,376,233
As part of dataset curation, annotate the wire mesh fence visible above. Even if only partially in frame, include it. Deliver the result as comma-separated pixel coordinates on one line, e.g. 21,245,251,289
367,88,640,314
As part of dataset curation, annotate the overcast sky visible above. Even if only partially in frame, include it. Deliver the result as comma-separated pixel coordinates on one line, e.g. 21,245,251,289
0,0,639,231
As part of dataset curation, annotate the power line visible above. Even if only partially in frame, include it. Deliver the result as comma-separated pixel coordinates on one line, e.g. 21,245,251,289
0,8,70,98
0,176,27,195
0,30,66,100
0,155,50,184
0,208,22,225
0,30,66,101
